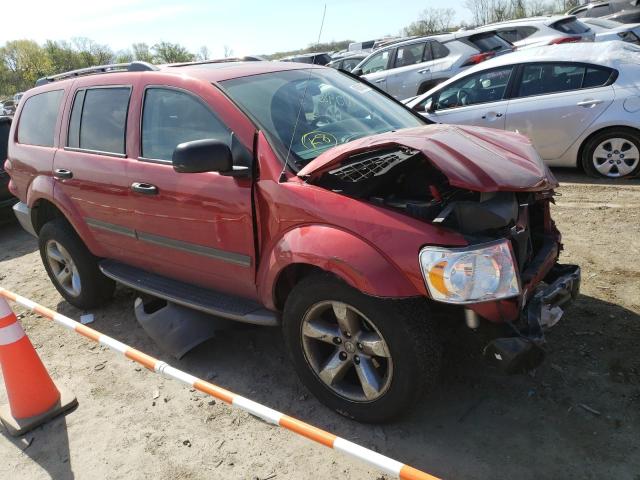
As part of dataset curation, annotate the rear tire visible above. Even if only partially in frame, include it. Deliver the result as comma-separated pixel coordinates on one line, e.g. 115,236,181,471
581,128,640,179
282,274,441,422
39,218,115,309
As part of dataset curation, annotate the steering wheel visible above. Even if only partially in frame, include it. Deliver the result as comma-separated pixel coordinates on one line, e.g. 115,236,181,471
456,88,473,106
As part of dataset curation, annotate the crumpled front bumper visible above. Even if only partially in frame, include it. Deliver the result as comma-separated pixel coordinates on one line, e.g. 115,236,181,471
484,263,581,373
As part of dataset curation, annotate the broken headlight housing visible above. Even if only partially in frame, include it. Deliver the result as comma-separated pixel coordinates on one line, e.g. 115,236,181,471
419,239,521,304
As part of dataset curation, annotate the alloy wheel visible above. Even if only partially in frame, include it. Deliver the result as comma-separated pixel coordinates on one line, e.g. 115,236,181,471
45,240,81,297
300,301,393,402
592,137,640,178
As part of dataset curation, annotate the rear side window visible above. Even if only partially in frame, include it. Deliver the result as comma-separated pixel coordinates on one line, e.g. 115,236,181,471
552,18,591,34
361,50,390,75
467,32,513,52
67,87,130,155
17,90,63,147
141,88,229,162
394,43,426,68
517,63,612,97
431,41,450,59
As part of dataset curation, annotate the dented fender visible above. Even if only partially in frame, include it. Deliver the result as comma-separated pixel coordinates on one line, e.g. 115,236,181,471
257,225,422,310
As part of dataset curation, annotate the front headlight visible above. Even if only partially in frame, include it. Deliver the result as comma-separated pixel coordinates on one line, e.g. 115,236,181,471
419,239,520,304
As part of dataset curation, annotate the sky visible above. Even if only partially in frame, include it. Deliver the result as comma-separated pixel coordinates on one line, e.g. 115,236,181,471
0,0,471,58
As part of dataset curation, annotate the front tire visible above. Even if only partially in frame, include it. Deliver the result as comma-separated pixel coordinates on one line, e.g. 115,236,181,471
282,274,441,422
581,128,640,179
39,218,115,309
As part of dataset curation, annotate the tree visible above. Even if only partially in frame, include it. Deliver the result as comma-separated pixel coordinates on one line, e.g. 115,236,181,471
0,40,52,91
223,45,233,58
132,43,154,63
152,41,194,63
403,7,456,36
197,46,210,61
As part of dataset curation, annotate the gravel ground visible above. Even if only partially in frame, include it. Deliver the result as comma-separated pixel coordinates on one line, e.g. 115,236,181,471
0,170,639,480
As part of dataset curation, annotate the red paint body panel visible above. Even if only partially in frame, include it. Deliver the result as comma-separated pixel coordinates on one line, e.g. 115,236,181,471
299,124,559,193
6,62,565,326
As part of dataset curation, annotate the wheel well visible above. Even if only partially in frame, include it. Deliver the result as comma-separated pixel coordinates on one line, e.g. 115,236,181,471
577,125,640,171
273,263,326,311
31,199,66,234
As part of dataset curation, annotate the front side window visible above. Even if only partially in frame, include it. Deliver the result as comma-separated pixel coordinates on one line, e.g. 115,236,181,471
141,88,229,161
394,43,426,68
360,51,390,75
341,58,362,71
517,63,612,97
435,67,513,110
17,90,64,147
220,69,423,167
67,87,130,154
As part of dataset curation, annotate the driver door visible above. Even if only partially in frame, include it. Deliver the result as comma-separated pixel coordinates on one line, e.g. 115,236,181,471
422,66,513,129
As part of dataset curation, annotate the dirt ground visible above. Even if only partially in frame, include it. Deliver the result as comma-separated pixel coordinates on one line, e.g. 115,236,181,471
0,170,639,480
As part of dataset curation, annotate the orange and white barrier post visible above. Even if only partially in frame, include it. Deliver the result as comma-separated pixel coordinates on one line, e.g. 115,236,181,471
0,288,441,480
0,297,77,436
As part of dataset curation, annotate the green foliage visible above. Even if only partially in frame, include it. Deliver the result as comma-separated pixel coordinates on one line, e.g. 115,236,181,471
151,42,195,64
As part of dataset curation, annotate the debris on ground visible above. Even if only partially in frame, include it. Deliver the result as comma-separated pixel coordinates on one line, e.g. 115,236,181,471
80,313,95,325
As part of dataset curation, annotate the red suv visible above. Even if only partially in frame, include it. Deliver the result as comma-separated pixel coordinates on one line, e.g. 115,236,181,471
5,60,579,422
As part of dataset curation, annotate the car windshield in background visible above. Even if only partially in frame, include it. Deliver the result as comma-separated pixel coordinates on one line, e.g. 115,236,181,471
220,69,423,167
552,18,591,34
467,32,513,52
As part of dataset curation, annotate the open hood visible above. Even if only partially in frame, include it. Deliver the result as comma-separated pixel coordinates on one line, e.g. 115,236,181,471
297,125,558,192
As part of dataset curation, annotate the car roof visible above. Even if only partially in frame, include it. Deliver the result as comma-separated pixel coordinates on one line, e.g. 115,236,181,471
464,40,638,71
479,14,575,28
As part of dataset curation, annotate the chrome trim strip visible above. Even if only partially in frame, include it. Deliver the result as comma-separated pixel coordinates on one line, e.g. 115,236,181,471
86,218,136,238
64,147,127,158
137,231,251,267
85,218,251,267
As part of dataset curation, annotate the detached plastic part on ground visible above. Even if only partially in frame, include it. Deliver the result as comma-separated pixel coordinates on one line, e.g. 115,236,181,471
134,297,233,359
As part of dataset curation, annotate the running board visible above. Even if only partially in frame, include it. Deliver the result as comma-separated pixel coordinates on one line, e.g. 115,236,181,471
99,260,279,327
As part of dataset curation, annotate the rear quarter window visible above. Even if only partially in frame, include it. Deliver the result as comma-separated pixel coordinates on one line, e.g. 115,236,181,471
467,32,513,52
17,90,64,147
431,41,450,59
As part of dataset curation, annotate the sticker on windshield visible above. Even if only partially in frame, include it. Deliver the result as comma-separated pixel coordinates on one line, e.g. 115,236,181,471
301,131,338,150
349,83,371,94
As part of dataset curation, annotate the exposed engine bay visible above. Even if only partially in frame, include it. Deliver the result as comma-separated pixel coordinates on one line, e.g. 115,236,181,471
312,146,555,272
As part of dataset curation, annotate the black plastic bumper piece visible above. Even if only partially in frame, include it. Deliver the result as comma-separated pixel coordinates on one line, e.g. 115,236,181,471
484,264,581,373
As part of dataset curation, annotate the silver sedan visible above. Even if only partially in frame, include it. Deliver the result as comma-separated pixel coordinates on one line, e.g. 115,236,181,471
406,41,640,178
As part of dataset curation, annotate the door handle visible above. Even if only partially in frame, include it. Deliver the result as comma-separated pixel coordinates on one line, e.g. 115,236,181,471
54,168,73,180
417,68,430,74
481,112,503,119
577,99,604,107
373,78,385,84
131,182,158,195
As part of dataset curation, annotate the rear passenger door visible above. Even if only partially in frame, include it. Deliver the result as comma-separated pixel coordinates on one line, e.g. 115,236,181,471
384,41,431,100
54,82,140,264
126,82,257,299
505,62,614,160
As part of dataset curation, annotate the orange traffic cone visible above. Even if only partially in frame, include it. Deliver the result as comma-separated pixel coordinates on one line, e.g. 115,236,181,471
0,297,77,436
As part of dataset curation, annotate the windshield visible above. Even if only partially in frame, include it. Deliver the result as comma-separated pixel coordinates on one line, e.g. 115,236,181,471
220,68,423,168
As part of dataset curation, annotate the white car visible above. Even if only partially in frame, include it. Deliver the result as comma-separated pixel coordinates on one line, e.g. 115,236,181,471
474,15,595,48
583,17,640,43
406,41,640,179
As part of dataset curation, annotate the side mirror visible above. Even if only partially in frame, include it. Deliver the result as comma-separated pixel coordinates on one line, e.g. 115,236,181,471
352,67,363,76
414,98,434,114
172,139,233,174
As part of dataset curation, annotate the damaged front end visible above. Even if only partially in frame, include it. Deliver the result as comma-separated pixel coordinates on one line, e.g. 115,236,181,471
299,125,581,372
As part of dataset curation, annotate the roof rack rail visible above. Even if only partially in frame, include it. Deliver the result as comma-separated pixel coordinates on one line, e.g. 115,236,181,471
35,61,159,87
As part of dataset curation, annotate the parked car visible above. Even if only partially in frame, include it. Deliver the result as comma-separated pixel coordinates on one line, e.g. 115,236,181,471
352,30,514,100
583,17,640,43
406,41,640,179
13,92,24,105
568,0,639,18
1,100,16,116
0,116,16,210
6,60,579,422
474,15,595,48
327,53,367,72
280,52,332,65
603,8,640,22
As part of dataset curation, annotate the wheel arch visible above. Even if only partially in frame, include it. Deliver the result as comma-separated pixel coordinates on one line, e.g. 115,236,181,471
257,225,423,311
